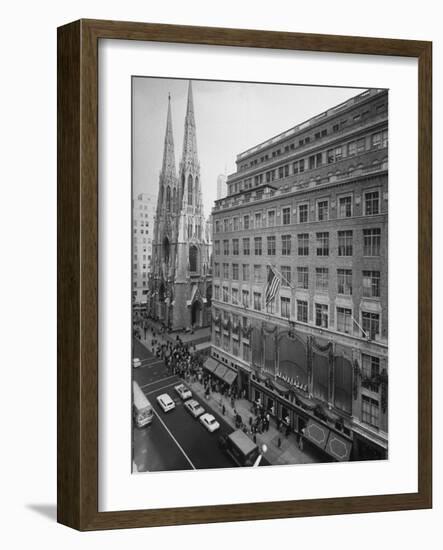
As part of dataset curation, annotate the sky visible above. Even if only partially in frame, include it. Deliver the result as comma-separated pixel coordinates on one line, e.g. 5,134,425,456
132,77,366,218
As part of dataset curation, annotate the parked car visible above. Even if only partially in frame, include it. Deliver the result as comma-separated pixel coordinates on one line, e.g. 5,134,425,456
156,393,175,413
132,357,142,368
200,413,220,433
174,383,192,401
184,399,205,418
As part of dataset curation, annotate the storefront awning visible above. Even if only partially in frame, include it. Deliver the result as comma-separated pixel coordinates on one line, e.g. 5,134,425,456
223,368,237,386
304,419,330,450
213,364,228,380
325,433,352,461
203,357,218,373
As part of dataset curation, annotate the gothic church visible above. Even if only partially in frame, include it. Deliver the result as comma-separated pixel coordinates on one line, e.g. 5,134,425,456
148,81,212,330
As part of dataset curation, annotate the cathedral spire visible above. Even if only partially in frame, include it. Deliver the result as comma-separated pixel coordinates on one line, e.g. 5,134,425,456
181,80,198,164
161,93,176,178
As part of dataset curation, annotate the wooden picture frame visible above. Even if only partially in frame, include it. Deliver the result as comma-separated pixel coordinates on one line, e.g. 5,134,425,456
57,19,432,530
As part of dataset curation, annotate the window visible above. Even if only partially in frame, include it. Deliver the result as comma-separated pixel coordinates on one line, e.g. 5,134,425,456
362,395,379,428
336,307,352,334
242,290,250,308
317,200,329,221
278,166,284,179
297,267,309,289
233,217,240,231
281,235,291,255
363,228,381,256
372,133,382,148
357,138,366,153
243,215,250,229
315,268,329,291
214,240,220,255
337,269,353,296
338,230,353,256
223,219,229,232
382,130,388,148
254,212,262,228
309,155,315,170
233,238,239,255
254,237,262,255
299,159,305,173
281,266,291,287
316,232,329,256
253,292,262,311
214,285,220,300
243,342,251,361
284,165,289,177
267,236,276,255
214,262,220,277
253,264,262,283
365,191,380,215
315,303,328,328
338,196,352,218
362,312,380,339
348,141,357,156
362,270,380,298
222,286,229,303
242,264,250,281
223,263,229,279
281,297,291,319
267,210,275,227
297,233,309,256
299,204,308,223
297,300,308,323
293,161,299,174
362,355,381,392
243,238,250,255
232,264,239,280
232,288,239,305
282,207,291,225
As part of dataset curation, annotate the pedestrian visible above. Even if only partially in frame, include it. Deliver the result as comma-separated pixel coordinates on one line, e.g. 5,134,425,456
299,428,305,451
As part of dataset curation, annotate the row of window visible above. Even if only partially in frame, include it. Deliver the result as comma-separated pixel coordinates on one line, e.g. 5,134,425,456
214,265,380,298
214,190,382,233
233,128,388,193
214,228,382,258
238,102,387,172
214,291,381,339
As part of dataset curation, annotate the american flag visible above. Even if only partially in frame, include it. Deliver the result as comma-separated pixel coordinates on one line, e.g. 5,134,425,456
265,265,281,305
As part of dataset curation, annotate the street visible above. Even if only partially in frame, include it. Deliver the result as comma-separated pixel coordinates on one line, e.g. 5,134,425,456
132,338,240,472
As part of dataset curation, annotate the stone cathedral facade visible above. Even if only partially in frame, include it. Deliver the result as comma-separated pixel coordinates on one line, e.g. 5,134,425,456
148,81,212,330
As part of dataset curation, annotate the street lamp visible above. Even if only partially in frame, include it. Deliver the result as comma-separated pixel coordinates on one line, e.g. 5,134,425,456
253,443,268,467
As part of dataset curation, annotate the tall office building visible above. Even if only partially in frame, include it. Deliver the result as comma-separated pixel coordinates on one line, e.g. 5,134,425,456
133,193,156,305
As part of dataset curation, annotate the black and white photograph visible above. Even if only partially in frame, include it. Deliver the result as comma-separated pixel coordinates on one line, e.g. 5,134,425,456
131,77,389,473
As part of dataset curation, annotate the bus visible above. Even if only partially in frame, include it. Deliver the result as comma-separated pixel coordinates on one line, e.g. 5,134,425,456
133,381,154,428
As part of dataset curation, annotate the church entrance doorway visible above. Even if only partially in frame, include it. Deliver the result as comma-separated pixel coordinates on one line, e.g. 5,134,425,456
191,300,201,327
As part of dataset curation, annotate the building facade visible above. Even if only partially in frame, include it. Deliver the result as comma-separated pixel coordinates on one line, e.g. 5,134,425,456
210,88,388,462
133,193,156,305
148,82,212,330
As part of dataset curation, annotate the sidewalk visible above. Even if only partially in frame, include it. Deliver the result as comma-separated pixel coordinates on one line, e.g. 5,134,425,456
186,378,320,466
